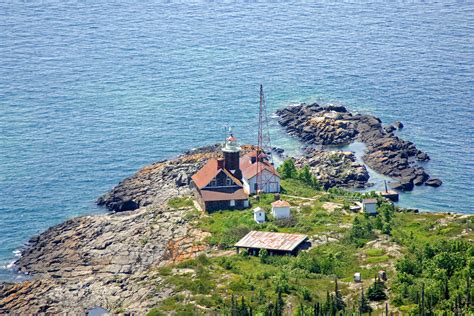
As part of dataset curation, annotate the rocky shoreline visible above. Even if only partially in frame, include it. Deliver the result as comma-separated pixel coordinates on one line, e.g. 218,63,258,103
0,107,444,313
276,103,442,191
0,148,222,314
1,141,378,313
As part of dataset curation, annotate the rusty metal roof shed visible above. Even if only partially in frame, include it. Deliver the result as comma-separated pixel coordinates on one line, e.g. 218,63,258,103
235,231,308,252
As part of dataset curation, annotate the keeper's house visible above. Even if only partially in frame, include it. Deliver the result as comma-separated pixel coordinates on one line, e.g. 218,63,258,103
240,151,280,194
191,134,249,212
235,231,309,256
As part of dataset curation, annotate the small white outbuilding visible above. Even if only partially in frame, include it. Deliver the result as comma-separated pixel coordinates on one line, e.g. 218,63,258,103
362,198,378,215
354,272,362,283
253,207,266,223
271,200,291,219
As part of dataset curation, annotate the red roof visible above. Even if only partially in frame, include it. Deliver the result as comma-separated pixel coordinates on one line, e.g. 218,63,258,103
191,158,243,189
191,158,220,189
227,135,237,142
200,188,248,202
271,200,290,207
240,151,279,179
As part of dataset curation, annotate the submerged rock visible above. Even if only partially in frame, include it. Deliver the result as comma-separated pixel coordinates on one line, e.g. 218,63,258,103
393,121,404,129
425,178,443,187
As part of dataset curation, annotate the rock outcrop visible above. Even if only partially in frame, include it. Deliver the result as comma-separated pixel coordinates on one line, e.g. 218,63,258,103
295,148,370,189
0,146,227,314
96,145,219,212
0,205,209,314
276,103,438,191
96,144,259,212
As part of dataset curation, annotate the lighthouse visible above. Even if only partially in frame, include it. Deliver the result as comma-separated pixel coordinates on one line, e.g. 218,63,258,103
222,131,242,180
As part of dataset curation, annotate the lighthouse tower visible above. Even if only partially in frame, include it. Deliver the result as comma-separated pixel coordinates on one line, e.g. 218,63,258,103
222,130,242,180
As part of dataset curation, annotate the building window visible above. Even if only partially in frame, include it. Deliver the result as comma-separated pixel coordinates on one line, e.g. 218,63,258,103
230,200,235,207
226,178,232,186
210,178,217,187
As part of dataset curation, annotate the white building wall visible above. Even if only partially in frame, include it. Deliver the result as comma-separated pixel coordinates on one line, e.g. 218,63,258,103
363,203,377,214
272,206,290,219
254,210,265,223
246,169,280,194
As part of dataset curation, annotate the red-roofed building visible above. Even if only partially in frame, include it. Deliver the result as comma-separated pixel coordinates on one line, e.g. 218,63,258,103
271,200,291,219
240,151,280,194
191,133,249,212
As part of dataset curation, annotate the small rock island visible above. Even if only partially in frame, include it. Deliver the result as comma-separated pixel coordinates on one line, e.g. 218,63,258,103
276,103,442,191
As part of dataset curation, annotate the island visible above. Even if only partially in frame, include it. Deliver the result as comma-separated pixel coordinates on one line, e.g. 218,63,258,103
0,109,470,315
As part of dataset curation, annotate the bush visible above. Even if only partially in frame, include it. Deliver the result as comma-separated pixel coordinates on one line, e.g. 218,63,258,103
277,159,297,179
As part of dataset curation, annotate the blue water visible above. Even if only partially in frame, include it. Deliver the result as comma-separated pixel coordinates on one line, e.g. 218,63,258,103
1,1,473,281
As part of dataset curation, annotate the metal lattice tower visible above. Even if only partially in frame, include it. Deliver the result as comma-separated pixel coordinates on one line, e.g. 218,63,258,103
256,84,273,193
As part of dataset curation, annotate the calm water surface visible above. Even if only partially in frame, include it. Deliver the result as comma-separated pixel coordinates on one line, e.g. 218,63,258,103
1,1,473,280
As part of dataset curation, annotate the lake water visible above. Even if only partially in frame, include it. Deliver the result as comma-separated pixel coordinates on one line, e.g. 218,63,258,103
1,1,473,281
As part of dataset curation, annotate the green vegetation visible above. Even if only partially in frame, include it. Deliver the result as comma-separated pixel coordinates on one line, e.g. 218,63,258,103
149,179,473,315
167,196,194,209
280,178,320,198
278,159,321,191
367,276,387,301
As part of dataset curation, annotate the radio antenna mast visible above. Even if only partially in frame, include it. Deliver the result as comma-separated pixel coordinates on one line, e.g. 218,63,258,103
256,84,273,194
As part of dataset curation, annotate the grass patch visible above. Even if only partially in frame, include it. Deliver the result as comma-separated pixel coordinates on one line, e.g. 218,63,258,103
365,255,390,264
280,178,319,198
150,176,473,315
364,248,385,257
167,196,194,209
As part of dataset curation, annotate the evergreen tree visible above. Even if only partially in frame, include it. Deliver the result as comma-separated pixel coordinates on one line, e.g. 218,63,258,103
231,294,237,316
359,287,372,314
367,276,387,301
240,296,249,316
313,302,321,316
334,278,346,311
273,289,284,316
421,283,425,316
466,273,471,308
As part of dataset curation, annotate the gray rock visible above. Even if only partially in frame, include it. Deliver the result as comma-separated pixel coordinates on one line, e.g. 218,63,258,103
425,178,443,187
276,103,439,188
295,149,370,189
394,121,404,129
